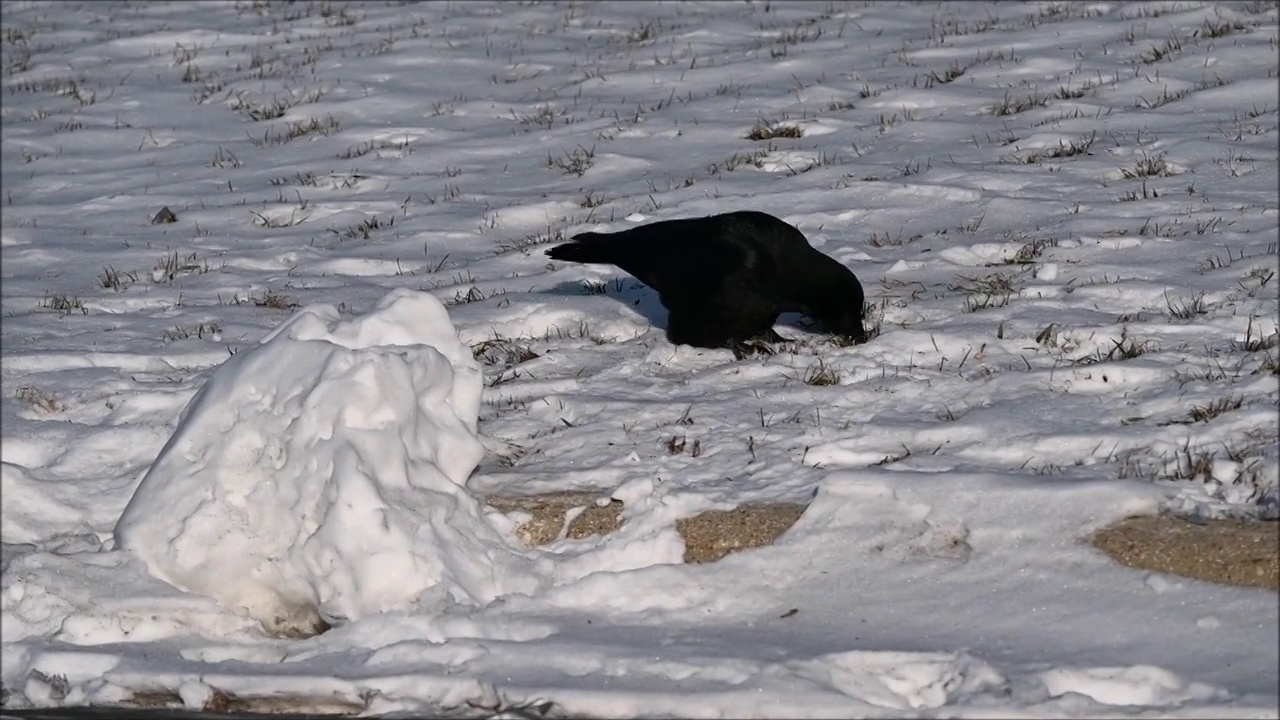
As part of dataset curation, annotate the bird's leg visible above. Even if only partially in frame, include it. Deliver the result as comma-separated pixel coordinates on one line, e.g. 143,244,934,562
668,305,786,359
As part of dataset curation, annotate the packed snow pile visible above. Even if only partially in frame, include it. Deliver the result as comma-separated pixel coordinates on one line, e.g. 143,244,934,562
113,289,536,637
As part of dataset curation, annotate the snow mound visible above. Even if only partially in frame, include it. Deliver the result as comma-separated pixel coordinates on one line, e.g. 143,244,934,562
113,289,536,637
1039,664,1227,707
789,649,1007,710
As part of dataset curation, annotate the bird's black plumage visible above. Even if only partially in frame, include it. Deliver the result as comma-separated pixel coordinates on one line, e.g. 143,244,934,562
545,210,866,352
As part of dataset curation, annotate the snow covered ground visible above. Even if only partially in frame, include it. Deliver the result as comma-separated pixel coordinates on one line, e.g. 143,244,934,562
2,0,1278,717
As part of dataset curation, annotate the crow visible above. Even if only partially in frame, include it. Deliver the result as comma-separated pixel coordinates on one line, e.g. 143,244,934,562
545,210,866,354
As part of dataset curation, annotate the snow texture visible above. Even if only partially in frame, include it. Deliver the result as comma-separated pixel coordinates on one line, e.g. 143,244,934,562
1,0,1277,717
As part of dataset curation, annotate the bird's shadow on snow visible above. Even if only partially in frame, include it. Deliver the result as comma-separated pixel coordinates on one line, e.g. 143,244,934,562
542,279,669,329
540,279,815,332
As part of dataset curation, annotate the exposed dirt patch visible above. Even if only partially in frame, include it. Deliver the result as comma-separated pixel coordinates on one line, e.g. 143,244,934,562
490,496,1278,586
676,503,808,563
121,692,182,709
487,491,625,546
119,688,362,716
205,690,362,715
486,493,807,563
1092,515,1278,591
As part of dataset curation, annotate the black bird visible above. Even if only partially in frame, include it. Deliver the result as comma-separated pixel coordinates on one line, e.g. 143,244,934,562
545,210,866,354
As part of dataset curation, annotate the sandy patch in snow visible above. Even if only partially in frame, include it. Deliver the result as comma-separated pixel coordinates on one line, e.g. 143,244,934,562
1094,515,1278,591
488,491,808,564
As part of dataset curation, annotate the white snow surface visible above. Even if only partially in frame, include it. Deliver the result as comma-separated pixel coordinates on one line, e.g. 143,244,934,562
1,1,1278,717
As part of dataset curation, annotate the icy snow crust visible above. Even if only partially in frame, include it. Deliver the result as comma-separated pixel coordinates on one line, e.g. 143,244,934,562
2,0,1277,717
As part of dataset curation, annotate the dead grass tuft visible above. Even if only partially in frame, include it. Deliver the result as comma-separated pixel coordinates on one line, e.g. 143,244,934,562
253,289,298,310
802,359,841,386
15,386,61,413
745,121,803,141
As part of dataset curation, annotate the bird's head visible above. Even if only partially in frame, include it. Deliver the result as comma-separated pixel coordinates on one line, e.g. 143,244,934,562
833,308,868,346
799,253,869,346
